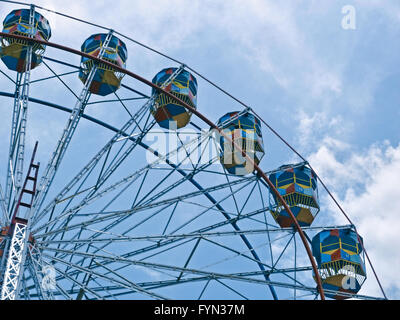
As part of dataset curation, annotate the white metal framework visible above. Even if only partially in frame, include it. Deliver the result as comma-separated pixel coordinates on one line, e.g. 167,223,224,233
1,220,28,300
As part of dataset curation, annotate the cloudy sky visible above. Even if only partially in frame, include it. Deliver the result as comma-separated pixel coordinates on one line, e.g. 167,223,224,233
0,0,399,299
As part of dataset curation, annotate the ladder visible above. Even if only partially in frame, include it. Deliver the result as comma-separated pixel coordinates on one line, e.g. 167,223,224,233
1,142,40,300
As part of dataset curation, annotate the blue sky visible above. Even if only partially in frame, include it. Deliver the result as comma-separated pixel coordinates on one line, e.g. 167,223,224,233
0,0,399,299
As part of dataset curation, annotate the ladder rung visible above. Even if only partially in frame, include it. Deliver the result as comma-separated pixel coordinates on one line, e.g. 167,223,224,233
22,189,35,195
19,202,31,208
27,176,36,181
14,217,28,225
31,164,39,169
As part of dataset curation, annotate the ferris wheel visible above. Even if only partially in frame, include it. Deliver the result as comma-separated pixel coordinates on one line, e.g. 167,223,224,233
0,2,388,300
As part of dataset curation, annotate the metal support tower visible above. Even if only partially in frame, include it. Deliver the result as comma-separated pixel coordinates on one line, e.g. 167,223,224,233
1,142,40,300
1,218,28,300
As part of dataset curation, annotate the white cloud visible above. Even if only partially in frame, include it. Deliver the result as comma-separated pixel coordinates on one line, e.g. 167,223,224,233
296,109,352,156
22,0,347,98
339,143,400,298
308,139,400,299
